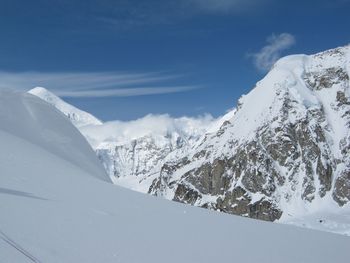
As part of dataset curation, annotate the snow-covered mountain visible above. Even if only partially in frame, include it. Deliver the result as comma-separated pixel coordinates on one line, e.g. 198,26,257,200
4,90,349,262
28,87,216,191
28,87,102,127
80,114,216,191
28,45,350,235
148,45,350,232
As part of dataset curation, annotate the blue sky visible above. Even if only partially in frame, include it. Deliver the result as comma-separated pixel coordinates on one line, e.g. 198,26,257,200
1,0,350,121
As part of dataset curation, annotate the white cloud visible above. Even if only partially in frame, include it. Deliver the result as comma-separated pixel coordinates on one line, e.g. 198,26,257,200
55,86,199,98
251,33,296,72
189,0,270,14
0,71,198,98
190,0,240,13
80,114,216,148
97,0,272,30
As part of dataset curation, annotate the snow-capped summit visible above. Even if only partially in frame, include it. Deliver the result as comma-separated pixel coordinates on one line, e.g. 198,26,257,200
26,45,350,235
28,87,102,128
148,45,350,233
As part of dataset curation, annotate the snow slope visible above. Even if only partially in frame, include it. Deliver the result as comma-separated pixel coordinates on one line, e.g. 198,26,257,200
0,90,108,182
1,91,349,262
28,87,102,128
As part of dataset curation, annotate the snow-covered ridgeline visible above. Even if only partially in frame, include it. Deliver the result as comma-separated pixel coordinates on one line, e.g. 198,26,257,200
29,87,102,128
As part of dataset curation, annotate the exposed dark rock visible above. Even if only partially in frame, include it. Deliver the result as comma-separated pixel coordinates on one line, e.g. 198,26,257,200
333,171,350,206
304,67,349,90
173,184,201,204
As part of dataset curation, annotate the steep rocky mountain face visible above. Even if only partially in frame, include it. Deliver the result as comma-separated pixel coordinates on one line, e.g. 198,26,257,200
149,46,350,221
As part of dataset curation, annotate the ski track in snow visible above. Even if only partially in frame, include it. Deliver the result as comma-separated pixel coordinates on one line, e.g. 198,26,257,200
0,230,42,263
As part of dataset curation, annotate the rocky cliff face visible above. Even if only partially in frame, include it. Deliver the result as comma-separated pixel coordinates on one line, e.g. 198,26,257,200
149,46,350,221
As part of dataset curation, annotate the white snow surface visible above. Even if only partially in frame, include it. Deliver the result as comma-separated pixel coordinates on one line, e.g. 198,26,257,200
0,90,108,182
1,90,349,262
28,87,102,128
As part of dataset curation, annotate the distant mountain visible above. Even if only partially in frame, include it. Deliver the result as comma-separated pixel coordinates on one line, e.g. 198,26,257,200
28,87,102,128
29,87,215,191
80,114,216,191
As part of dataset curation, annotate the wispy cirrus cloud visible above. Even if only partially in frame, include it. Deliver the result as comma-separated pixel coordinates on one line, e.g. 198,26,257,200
250,33,296,72
0,71,200,98
189,0,271,14
55,85,200,98
95,0,272,30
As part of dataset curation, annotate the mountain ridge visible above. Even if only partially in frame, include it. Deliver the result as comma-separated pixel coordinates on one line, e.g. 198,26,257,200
28,87,103,128
29,44,350,235
148,44,350,228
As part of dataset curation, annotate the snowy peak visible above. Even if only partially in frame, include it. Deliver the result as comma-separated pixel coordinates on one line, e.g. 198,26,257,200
28,87,102,128
22,46,350,235
148,45,350,231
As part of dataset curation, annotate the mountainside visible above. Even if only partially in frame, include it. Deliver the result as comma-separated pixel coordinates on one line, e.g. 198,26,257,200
148,45,350,227
80,115,215,191
28,45,350,235
28,87,102,128
28,88,215,191
3,90,349,262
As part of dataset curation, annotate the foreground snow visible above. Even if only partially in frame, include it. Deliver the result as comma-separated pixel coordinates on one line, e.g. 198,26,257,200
1,92,349,262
